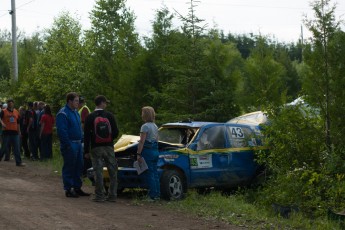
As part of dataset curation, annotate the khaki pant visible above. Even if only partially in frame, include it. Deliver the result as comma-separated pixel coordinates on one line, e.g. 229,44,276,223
91,146,118,199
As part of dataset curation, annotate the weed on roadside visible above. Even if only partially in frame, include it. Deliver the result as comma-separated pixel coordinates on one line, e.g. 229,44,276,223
165,190,341,229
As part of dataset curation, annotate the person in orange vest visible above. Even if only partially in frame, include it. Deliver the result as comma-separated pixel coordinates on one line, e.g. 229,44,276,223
0,99,25,166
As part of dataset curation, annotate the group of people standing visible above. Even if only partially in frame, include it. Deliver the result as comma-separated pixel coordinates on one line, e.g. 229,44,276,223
0,92,161,202
0,99,54,166
56,92,120,201
56,92,160,202
19,101,55,161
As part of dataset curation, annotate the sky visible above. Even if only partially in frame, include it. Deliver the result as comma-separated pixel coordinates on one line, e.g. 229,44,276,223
0,0,344,43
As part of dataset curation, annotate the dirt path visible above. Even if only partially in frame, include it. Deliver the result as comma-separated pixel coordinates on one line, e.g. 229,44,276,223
0,160,242,230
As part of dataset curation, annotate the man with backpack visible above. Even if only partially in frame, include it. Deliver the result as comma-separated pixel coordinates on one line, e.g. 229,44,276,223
84,95,119,202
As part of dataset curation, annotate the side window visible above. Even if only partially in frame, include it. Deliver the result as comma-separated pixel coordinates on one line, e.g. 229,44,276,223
227,126,257,148
196,126,225,150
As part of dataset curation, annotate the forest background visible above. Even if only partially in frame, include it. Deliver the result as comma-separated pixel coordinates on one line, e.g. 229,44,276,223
1,0,345,220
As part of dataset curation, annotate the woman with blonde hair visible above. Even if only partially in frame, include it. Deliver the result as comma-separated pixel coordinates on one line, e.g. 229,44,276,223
136,106,160,201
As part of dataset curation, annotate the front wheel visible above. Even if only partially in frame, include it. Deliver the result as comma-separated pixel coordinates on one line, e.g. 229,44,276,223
160,170,185,200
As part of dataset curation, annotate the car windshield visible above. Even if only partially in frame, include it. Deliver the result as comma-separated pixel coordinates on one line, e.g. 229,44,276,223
158,127,197,145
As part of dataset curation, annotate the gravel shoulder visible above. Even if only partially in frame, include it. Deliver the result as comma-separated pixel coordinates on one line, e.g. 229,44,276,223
0,159,242,230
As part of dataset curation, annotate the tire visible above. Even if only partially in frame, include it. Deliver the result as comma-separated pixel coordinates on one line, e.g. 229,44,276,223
160,170,185,200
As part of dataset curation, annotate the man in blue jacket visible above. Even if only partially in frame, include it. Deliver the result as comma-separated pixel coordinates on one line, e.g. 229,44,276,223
56,92,90,198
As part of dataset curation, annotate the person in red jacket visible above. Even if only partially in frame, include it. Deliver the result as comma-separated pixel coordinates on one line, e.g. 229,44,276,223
39,104,55,160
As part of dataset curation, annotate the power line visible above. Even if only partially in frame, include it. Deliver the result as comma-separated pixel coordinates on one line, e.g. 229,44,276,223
0,0,35,18
17,0,36,10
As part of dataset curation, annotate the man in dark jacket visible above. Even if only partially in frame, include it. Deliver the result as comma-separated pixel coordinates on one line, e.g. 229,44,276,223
26,102,38,160
84,95,119,202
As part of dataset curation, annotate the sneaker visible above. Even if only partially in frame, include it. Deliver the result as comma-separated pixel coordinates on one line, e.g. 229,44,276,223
75,188,90,196
16,163,26,167
91,196,106,202
106,196,117,202
65,189,79,198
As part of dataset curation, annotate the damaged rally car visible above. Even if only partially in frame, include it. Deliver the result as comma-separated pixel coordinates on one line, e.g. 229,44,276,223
88,121,267,200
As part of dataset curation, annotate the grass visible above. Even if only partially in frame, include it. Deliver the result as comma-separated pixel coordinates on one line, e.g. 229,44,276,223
164,190,342,230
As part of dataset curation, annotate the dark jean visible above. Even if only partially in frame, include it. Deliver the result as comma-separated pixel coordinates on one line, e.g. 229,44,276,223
21,132,30,158
141,141,160,199
1,134,22,165
40,133,52,160
91,146,118,199
28,130,38,159
61,142,83,191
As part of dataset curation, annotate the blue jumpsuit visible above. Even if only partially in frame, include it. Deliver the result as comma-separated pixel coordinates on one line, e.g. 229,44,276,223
56,105,83,191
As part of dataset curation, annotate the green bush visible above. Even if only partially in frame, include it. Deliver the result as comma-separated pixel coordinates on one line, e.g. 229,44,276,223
255,105,345,217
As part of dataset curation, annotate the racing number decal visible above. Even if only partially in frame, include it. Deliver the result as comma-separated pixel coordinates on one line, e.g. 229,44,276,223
230,127,244,138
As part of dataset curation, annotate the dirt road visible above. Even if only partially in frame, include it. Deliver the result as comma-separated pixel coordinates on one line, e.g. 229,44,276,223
0,160,241,230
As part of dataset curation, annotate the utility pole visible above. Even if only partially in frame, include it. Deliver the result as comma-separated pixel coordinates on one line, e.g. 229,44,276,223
10,0,18,82
300,25,304,62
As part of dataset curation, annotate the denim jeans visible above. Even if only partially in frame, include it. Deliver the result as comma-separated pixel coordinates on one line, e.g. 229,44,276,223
91,146,118,199
21,132,30,158
40,134,52,160
28,130,38,159
1,134,22,165
61,142,83,191
141,141,160,199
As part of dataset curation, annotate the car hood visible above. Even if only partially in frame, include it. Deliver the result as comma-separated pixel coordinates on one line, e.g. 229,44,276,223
114,135,140,152
114,134,184,157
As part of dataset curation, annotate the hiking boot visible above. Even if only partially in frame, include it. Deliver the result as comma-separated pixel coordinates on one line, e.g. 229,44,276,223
91,196,106,202
65,189,79,198
106,196,117,202
16,163,26,167
75,188,90,196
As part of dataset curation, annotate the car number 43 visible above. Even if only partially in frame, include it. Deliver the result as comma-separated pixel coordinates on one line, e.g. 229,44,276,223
230,127,244,138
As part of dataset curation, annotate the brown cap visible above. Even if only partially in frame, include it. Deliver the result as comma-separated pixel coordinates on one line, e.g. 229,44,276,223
94,95,110,106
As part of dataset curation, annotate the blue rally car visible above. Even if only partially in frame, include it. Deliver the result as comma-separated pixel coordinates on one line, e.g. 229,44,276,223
88,121,267,200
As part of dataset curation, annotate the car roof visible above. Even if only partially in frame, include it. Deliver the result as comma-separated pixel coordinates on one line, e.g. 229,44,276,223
161,121,219,129
161,121,258,129
227,111,268,125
